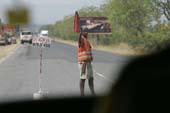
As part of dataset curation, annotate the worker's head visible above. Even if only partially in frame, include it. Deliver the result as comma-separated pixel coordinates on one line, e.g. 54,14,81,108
81,32,88,39
78,32,88,47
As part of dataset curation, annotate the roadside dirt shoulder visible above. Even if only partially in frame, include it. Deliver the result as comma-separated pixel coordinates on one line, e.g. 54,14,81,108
53,38,145,56
0,42,20,61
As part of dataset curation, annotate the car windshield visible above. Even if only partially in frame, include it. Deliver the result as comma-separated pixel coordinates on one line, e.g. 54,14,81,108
0,0,169,102
42,34,48,36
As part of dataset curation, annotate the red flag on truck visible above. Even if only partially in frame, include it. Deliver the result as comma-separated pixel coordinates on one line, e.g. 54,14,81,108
74,11,80,33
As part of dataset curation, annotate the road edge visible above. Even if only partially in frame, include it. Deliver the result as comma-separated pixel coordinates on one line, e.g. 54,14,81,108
0,44,20,64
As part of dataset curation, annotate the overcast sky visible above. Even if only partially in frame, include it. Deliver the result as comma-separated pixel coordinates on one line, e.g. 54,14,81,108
0,0,105,25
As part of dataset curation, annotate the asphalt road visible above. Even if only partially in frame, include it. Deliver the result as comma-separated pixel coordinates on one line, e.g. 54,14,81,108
0,42,131,102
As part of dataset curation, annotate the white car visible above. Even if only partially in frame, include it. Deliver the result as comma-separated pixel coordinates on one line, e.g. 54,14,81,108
40,30,48,38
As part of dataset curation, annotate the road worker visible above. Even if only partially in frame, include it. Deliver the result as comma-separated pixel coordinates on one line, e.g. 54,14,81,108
78,32,95,96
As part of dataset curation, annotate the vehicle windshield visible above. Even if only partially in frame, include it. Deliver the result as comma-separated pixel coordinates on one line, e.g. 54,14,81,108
22,32,32,35
0,0,169,102
42,34,48,36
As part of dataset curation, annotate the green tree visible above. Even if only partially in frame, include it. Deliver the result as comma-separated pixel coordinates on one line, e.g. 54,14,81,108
155,0,170,21
40,0,170,53
107,0,157,36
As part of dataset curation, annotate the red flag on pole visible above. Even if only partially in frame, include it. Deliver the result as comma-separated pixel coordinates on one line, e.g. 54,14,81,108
74,11,80,33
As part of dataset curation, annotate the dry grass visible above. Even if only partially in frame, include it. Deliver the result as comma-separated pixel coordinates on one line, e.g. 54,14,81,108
0,40,20,60
54,38,77,46
94,43,145,56
53,38,145,56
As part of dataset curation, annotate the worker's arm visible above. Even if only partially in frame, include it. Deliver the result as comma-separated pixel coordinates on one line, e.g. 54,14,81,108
90,43,93,61
82,62,87,74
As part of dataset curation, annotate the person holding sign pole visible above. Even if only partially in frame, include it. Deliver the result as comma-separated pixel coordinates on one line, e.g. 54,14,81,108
78,32,95,96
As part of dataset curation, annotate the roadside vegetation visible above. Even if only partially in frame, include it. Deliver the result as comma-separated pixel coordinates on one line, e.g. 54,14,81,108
40,0,170,55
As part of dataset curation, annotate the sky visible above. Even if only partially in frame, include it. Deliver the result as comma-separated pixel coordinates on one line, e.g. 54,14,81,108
0,0,105,25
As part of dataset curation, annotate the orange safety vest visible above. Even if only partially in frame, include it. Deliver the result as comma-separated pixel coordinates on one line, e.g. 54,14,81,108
78,37,92,62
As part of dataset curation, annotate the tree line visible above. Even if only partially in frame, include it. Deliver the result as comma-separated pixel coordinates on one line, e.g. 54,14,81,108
40,0,170,53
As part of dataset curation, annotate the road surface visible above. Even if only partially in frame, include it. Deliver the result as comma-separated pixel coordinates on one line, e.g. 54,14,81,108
0,42,131,102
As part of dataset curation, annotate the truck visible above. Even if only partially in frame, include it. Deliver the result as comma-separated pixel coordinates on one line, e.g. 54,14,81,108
20,30,33,44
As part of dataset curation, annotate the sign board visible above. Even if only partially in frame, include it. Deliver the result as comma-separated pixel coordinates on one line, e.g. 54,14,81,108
32,37,51,48
79,17,112,34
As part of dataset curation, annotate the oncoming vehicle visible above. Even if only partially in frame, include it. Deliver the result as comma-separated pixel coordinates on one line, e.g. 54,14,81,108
5,33,13,45
11,35,17,44
20,31,33,44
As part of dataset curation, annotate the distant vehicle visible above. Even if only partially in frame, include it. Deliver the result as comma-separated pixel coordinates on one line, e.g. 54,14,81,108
40,30,48,38
6,34,12,45
0,34,7,45
0,33,13,45
20,31,33,44
11,35,17,44
0,24,18,45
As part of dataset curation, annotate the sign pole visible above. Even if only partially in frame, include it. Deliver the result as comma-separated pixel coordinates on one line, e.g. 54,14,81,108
33,46,48,100
39,47,43,92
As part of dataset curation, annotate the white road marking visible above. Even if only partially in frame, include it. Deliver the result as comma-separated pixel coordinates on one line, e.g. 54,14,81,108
0,46,20,64
93,70,113,83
